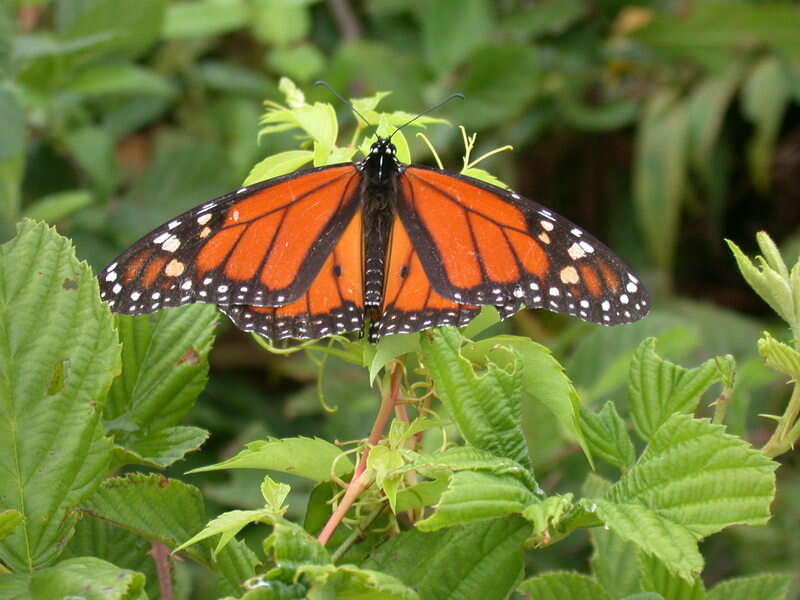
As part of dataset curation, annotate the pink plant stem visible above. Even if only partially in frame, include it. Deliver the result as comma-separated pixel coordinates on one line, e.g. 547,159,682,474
317,362,403,545
149,541,173,600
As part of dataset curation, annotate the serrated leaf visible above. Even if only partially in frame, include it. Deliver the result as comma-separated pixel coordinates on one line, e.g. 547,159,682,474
263,514,329,569
589,499,703,581
463,334,589,465
727,239,795,324
639,553,706,600
364,516,531,600
522,494,574,545
0,220,118,570
0,510,23,542
590,527,640,598
707,574,792,600
298,564,418,600
0,556,145,599
189,437,353,481
259,102,338,166
628,338,725,440
106,304,216,467
420,328,531,469
416,470,537,531
243,150,314,185
608,413,777,537
758,331,800,379
114,425,209,469
175,507,274,555
79,473,257,587
580,402,635,468
517,572,612,600
261,476,290,513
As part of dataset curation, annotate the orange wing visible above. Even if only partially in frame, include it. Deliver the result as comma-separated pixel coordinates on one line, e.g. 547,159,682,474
397,166,649,325
370,215,479,341
99,164,361,315
220,209,364,340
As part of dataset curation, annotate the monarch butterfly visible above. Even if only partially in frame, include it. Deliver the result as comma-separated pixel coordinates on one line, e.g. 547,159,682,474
99,136,648,342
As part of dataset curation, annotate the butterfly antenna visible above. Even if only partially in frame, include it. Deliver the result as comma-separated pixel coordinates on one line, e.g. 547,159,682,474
314,80,370,128
390,93,465,140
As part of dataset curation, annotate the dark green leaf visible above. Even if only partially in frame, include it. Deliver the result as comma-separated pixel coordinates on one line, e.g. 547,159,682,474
639,553,706,600
418,0,493,74
707,574,792,600
0,89,24,162
518,572,612,600
579,402,635,469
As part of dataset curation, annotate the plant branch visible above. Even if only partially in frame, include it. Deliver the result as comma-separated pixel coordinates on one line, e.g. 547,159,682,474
149,541,173,600
330,505,385,564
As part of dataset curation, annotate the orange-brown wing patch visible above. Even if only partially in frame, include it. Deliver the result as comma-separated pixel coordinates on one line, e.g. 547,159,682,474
371,216,478,340
220,210,364,341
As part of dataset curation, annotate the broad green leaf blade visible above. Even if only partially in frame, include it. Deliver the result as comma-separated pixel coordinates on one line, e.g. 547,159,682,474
364,516,531,600
628,338,725,440
608,413,777,537
164,0,247,38
420,328,531,469
106,304,217,467
298,564,418,600
114,425,209,469
517,572,612,600
65,63,175,97
633,91,689,271
22,190,93,223
79,473,257,587
590,527,640,598
0,220,118,570
263,515,329,569
175,508,274,555
243,150,314,186
579,402,635,469
707,574,792,600
639,553,706,600
416,471,537,531
0,510,23,542
589,499,703,581
1,557,145,600
189,437,354,481
418,0,492,74
463,334,589,465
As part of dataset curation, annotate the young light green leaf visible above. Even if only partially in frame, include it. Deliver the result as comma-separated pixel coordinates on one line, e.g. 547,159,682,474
707,574,792,600
420,328,531,469
367,445,405,513
0,510,23,542
394,474,450,513
0,220,118,570
628,337,725,440
463,334,590,465
579,402,635,469
263,514,329,569
608,413,777,537
368,333,421,383
517,572,613,600
106,304,217,468
634,91,689,271
243,150,314,186
175,508,274,555
587,499,703,581
639,553,706,600
261,476,291,513
522,493,574,546
756,230,790,280
188,437,353,481
758,331,800,379
251,0,310,46
727,238,795,325
259,102,338,166
742,57,790,192
297,564,418,600
0,556,145,600
364,516,531,600
416,470,537,531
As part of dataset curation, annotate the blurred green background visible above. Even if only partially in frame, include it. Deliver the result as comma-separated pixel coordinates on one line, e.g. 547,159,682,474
3,0,800,596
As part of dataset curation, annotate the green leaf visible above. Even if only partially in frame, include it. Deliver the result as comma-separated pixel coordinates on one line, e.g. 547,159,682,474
416,470,537,531
633,91,689,271
518,572,612,600
189,436,354,481
175,507,274,556
259,101,338,166
707,574,792,600
364,516,531,600
266,44,325,84
418,0,492,74
106,304,216,468
79,473,258,586
420,328,531,469
742,57,791,192
22,189,93,223
588,499,703,582
608,413,777,537
628,338,726,440
163,0,247,39
522,493,574,545
0,510,23,542
504,0,586,39
579,402,635,469
243,150,314,186
251,0,311,47
263,514,329,568
0,220,118,570
0,90,24,164
0,5,11,78
65,63,175,97
639,553,706,600
758,331,800,379
0,556,145,599
590,527,640,598
297,564,418,600
463,334,589,465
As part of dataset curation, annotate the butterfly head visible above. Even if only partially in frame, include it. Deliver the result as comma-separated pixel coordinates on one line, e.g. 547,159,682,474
363,137,401,186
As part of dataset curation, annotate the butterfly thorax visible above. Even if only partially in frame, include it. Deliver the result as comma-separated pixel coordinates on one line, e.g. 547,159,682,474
360,139,403,321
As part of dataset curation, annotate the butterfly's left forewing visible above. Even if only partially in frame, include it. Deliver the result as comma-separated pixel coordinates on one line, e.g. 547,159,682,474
398,166,648,325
